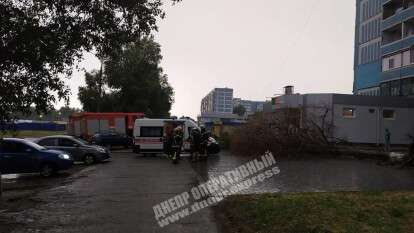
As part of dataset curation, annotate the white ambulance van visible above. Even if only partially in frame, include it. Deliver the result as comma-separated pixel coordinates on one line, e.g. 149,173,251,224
132,118,199,154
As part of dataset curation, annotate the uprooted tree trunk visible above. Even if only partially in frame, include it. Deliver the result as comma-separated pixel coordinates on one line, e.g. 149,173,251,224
230,108,336,157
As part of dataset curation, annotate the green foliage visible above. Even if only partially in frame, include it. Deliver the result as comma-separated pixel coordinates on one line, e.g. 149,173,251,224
78,37,174,118
13,106,81,121
233,105,246,116
0,0,180,124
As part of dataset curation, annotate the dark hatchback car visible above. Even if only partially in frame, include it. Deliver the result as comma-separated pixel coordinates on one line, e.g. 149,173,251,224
0,138,73,177
91,132,133,149
35,136,110,165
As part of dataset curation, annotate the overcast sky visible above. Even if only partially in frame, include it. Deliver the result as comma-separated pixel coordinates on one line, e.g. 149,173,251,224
63,0,356,119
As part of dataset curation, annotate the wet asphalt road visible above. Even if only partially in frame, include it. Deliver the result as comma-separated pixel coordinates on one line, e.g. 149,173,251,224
194,151,414,193
1,152,218,233
2,151,414,233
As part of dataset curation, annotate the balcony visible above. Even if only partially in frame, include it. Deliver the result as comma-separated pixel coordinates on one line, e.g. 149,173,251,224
382,10,414,54
405,0,414,9
383,0,414,19
381,62,414,82
404,17,414,37
383,0,414,30
383,0,403,20
383,24,402,45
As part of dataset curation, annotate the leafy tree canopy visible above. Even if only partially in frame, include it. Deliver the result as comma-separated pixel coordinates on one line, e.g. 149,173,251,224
233,105,246,117
78,37,174,118
0,0,180,123
13,106,81,121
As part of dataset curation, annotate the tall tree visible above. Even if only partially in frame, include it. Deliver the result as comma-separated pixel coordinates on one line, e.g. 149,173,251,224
79,37,174,118
0,0,180,124
78,70,107,113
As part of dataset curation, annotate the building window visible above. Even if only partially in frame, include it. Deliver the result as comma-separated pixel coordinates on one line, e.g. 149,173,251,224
343,108,356,118
401,77,414,96
389,58,395,69
390,80,401,96
402,78,411,96
410,48,414,63
380,82,391,96
383,110,396,120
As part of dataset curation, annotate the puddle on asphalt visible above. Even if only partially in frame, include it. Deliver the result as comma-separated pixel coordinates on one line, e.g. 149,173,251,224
192,152,414,194
1,174,19,179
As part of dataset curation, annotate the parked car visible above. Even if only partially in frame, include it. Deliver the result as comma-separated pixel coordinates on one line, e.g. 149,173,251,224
0,138,73,177
35,135,110,165
206,137,221,155
91,132,132,149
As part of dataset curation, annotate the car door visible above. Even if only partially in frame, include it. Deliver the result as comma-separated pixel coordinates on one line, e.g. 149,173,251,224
37,138,58,150
1,141,38,174
0,141,13,174
57,138,83,161
103,134,112,146
114,133,124,146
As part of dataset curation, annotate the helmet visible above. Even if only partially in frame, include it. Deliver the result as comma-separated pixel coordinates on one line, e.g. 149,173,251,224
192,128,201,135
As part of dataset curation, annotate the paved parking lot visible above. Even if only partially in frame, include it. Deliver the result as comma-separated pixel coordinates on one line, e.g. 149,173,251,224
0,152,218,233
2,151,414,233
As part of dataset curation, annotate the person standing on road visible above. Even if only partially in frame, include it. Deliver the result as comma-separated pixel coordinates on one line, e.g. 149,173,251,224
200,127,210,158
171,126,184,161
385,128,391,152
163,125,174,158
190,128,202,162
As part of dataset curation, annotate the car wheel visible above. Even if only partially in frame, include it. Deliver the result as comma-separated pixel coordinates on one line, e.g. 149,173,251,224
40,163,55,177
84,154,96,165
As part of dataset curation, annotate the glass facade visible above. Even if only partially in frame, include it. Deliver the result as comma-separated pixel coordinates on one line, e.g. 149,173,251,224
380,77,414,96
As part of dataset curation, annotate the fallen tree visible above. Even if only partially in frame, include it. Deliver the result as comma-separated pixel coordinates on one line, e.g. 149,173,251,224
230,108,336,157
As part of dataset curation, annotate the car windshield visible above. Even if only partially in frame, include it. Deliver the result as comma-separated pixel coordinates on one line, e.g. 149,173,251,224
74,137,89,145
24,140,47,151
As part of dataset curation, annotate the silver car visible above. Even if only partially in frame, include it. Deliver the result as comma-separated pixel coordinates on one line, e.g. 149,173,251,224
35,135,110,165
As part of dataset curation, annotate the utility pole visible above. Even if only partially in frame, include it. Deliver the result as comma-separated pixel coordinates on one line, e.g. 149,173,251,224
97,61,104,112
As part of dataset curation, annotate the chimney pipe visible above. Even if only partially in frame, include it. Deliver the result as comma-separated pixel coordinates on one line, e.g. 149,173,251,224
284,85,294,95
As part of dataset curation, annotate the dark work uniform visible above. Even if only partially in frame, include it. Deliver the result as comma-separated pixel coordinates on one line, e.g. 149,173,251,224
171,130,184,159
191,130,202,153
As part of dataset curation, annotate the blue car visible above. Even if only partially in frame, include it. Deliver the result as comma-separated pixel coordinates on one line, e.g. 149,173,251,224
0,138,74,177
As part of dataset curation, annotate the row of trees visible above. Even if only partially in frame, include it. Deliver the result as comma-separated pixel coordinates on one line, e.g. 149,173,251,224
13,107,81,122
1,0,180,124
78,38,174,118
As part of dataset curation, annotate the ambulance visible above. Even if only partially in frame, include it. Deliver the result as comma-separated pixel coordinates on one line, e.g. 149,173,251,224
132,118,199,154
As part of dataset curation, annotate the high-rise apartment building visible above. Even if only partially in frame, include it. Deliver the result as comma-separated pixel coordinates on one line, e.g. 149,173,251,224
354,0,414,96
200,88,234,114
